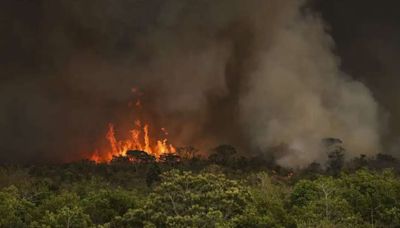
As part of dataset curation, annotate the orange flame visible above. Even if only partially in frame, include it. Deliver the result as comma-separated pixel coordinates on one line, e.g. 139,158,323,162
90,120,176,163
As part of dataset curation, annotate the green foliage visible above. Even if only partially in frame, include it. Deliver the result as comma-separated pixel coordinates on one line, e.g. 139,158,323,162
242,172,294,227
32,206,91,228
340,169,400,226
291,176,359,227
37,191,81,214
291,169,400,227
0,167,32,189
29,191,90,227
0,185,34,227
81,188,140,224
118,170,252,227
0,155,400,227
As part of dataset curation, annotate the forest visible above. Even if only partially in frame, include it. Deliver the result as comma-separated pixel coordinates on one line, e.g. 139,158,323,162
1,142,400,228
2,0,400,227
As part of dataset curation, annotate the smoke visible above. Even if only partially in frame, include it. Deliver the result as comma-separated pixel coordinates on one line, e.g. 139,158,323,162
239,2,382,167
0,0,383,166
315,0,400,155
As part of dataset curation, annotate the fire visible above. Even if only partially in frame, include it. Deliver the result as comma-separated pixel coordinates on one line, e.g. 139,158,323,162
89,88,176,163
90,120,176,163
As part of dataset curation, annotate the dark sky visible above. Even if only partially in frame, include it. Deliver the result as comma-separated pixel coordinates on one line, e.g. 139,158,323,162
0,0,400,163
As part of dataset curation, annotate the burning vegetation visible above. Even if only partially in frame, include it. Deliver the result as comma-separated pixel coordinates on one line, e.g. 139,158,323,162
89,120,176,163
87,85,178,163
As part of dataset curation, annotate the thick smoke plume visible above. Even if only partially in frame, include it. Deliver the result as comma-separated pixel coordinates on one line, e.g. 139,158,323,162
0,0,382,166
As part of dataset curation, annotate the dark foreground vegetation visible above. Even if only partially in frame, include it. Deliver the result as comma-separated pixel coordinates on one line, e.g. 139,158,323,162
1,143,400,227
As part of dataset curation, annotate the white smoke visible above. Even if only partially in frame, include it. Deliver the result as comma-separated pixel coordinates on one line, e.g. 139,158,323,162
239,1,381,167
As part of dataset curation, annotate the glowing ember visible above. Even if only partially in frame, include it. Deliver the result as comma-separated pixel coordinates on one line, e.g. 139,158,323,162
89,120,176,163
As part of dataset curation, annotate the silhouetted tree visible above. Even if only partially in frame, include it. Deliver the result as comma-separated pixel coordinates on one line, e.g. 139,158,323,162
126,150,155,164
346,154,368,171
208,145,237,166
146,164,161,187
323,138,345,177
176,146,199,160
233,156,249,170
110,155,130,165
159,153,181,166
300,162,323,180
368,153,399,171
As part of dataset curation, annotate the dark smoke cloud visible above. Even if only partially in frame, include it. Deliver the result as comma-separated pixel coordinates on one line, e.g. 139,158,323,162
0,0,392,166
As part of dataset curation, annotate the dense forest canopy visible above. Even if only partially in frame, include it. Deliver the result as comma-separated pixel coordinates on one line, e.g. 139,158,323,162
1,147,400,227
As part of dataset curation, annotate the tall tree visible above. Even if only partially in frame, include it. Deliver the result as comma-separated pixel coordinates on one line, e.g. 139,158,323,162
323,138,345,176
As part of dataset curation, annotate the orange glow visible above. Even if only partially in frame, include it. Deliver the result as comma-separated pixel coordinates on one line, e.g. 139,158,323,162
89,119,176,163
135,99,141,107
88,89,176,163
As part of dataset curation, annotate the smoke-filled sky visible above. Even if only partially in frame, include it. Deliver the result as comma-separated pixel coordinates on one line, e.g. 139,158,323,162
0,0,399,166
